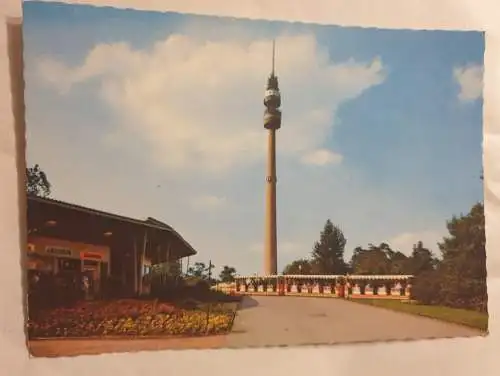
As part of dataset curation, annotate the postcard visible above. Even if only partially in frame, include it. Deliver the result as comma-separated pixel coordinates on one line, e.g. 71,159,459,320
19,0,486,358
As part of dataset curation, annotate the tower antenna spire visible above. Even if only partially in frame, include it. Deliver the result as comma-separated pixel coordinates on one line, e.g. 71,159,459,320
272,39,276,75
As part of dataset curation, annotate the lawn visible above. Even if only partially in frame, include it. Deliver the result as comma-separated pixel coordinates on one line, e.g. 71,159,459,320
353,299,488,332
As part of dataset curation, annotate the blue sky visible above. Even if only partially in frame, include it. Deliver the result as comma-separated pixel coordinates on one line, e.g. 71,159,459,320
23,1,484,276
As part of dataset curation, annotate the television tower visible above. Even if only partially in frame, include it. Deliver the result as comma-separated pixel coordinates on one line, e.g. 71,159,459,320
263,40,282,275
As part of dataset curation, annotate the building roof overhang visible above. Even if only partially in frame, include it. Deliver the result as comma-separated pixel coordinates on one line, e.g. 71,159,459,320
27,196,197,260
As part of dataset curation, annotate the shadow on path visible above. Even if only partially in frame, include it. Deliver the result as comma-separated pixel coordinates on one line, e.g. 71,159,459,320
237,296,259,310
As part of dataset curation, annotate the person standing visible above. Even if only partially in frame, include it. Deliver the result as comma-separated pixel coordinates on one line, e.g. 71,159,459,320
82,275,90,300
346,281,351,299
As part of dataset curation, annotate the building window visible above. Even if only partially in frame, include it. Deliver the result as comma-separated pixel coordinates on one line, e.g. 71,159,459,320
83,259,99,267
58,258,80,272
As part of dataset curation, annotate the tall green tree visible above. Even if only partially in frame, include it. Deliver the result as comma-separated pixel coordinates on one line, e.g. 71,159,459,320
406,241,438,276
282,259,313,275
438,202,487,311
26,164,51,197
311,220,348,274
219,265,237,282
410,203,487,312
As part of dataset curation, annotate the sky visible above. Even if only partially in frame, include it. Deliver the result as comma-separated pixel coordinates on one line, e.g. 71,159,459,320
23,1,485,276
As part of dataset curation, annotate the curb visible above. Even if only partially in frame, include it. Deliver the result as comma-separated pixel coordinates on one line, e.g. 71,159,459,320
29,332,232,341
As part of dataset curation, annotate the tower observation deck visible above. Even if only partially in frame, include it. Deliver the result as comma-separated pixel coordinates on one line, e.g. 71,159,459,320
263,41,282,130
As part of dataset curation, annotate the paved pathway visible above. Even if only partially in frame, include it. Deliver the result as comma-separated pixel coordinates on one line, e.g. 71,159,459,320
225,295,483,348
29,296,483,357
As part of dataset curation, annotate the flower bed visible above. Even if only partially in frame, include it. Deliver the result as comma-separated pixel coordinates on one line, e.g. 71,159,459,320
27,299,235,339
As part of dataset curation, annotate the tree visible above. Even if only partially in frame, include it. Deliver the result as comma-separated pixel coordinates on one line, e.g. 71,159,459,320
282,259,313,275
311,220,348,274
406,241,438,276
219,265,236,282
410,269,442,305
438,202,487,311
26,164,51,197
350,243,392,275
387,249,410,275
187,262,215,280
410,203,487,312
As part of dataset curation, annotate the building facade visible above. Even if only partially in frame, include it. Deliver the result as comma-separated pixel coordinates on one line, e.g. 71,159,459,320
27,196,197,299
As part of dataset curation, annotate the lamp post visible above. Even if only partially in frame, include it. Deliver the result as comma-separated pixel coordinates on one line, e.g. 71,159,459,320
205,260,213,334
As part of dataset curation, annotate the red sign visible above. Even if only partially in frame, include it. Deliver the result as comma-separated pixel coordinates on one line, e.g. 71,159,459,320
80,252,103,260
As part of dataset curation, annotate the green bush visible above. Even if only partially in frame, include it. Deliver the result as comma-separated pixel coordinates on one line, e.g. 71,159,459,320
410,270,442,305
150,276,240,304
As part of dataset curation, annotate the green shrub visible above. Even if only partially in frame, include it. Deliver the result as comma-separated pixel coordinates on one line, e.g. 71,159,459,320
410,270,442,305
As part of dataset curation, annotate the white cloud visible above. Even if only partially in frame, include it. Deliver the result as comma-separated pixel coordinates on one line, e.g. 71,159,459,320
300,148,343,166
386,230,444,256
453,64,483,102
36,34,385,175
190,194,228,210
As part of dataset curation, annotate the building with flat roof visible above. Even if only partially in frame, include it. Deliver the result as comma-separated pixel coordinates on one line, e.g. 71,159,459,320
27,196,197,298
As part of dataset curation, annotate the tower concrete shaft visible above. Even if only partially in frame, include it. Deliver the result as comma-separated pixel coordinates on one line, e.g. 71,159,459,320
262,40,281,276
264,128,278,275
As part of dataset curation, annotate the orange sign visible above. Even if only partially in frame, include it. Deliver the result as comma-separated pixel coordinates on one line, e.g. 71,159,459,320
80,252,103,260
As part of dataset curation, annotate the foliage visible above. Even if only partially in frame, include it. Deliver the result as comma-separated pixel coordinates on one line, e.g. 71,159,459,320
437,202,487,312
310,219,348,274
26,164,51,197
349,240,440,279
187,262,215,281
407,241,438,275
282,258,314,275
149,275,240,303
350,243,393,275
409,269,442,305
150,261,182,281
219,265,237,282
410,202,487,312
150,275,187,300
387,249,410,275
27,299,236,338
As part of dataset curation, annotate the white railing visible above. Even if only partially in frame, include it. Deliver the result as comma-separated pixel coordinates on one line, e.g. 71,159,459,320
231,274,413,299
